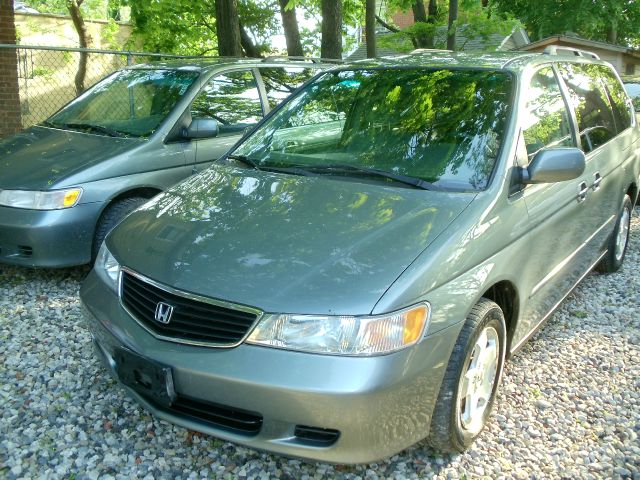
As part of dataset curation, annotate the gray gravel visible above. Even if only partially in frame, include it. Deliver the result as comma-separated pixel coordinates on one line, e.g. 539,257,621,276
1,211,639,479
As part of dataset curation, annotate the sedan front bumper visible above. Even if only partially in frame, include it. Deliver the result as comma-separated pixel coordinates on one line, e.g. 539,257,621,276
80,269,463,464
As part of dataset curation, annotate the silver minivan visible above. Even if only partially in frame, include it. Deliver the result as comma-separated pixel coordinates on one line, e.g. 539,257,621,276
81,50,639,463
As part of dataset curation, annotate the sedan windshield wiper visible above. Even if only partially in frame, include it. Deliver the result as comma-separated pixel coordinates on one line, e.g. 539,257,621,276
300,163,442,191
59,122,128,138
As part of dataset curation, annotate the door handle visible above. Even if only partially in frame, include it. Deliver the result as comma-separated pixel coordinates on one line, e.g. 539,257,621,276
578,181,588,202
592,171,602,191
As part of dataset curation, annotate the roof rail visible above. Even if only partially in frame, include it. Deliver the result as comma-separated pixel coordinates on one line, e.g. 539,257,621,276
260,56,344,64
543,46,600,60
410,48,452,54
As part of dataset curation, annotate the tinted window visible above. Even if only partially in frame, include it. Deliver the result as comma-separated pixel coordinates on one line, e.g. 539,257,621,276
522,67,573,160
48,69,198,137
236,69,514,191
191,70,263,136
559,64,616,152
260,67,316,110
596,66,632,132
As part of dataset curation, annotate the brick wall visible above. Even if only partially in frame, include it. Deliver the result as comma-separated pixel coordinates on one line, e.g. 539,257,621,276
392,11,415,29
0,0,23,138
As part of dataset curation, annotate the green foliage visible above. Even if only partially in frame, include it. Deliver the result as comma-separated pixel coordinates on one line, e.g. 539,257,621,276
100,18,120,49
491,0,640,47
23,0,111,20
32,67,55,77
380,1,521,52
127,0,282,55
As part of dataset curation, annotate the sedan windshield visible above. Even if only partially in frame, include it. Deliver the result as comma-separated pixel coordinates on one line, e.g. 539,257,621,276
234,68,513,191
45,69,199,138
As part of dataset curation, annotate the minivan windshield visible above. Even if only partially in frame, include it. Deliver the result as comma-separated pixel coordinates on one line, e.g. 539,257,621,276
234,68,513,191
44,69,199,138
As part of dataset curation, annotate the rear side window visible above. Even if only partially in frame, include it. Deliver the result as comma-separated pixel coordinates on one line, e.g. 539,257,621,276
559,64,617,152
259,67,317,110
596,66,632,132
522,67,573,161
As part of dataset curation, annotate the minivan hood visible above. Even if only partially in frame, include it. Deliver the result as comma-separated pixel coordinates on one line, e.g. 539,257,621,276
109,166,475,315
0,126,140,190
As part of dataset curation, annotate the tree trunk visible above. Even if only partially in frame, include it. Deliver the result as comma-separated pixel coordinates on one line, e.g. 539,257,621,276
365,0,376,58
411,1,429,48
447,0,458,50
606,25,618,44
278,0,303,57
215,0,243,56
239,23,262,57
426,0,438,48
0,0,22,137
321,0,342,59
67,0,90,95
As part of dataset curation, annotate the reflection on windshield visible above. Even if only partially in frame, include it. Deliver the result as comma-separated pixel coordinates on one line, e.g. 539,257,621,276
45,69,199,138
235,68,513,191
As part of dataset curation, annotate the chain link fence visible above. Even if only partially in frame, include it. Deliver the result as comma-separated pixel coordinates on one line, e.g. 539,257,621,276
0,44,204,129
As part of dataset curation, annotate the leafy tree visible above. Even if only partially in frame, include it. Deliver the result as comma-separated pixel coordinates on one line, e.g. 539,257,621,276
278,0,303,56
127,0,279,56
491,0,640,46
380,1,519,52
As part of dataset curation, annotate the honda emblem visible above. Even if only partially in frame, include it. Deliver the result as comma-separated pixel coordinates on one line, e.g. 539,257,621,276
154,302,174,324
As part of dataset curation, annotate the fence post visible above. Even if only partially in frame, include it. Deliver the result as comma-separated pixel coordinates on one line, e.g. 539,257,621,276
127,52,132,66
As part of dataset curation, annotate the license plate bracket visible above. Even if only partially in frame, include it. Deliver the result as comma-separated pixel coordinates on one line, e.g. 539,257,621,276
114,347,176,408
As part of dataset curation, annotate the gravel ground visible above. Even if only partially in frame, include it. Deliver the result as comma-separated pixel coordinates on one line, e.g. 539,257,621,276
1,211,639,480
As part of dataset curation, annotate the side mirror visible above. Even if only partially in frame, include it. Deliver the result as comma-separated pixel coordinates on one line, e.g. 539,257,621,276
522,147,586,184
183,118,219,139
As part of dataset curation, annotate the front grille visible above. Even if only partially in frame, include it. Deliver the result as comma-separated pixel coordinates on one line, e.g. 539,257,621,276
120,270,259,346
170,394,263,435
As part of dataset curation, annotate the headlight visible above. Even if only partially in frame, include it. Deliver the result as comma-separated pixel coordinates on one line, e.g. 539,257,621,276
95,242,120,293
0,188,83,210
246,304,430,356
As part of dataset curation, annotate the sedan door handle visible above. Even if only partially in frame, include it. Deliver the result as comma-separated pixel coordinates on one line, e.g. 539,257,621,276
592,171,602,191
578,181,588,202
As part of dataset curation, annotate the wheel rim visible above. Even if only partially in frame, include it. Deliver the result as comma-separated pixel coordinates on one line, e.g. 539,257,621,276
615,207,630,262
458,326,500,435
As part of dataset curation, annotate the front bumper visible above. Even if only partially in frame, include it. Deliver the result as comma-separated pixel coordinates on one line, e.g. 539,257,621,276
0,202,102,267
80,270,463,464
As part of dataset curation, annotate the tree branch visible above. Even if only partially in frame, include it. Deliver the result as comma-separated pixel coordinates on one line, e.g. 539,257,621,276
375,14,401,33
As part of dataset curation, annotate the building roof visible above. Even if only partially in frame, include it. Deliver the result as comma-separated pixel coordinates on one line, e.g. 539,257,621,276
518,34,640,58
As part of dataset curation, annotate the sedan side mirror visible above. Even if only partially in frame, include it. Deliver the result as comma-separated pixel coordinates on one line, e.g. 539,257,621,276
183,118,219,139
522,147,586,184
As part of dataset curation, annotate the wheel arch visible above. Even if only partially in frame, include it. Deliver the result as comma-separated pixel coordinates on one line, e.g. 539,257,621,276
480,280,520,358
91,187,163,251
627,181,638,208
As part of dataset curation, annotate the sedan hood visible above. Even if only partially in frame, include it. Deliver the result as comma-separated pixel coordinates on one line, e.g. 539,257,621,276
0,126,140,190
109,166,475,315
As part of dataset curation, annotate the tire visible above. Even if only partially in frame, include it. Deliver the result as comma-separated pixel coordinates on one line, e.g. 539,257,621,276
92,197,147,261
597,194,632,274
428,298,507,453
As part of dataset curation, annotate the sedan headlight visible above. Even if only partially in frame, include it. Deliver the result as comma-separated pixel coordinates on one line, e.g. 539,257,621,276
246,304,430,356
0,188,83,210
95,242,120,293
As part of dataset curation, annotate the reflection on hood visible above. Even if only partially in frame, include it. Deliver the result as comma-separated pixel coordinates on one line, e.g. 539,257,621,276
110,165,474,315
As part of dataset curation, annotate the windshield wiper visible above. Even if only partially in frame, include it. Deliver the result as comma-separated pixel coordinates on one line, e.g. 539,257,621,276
59,122,128,138
227,154,261,170
300,163,442,191
227,155,315,177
